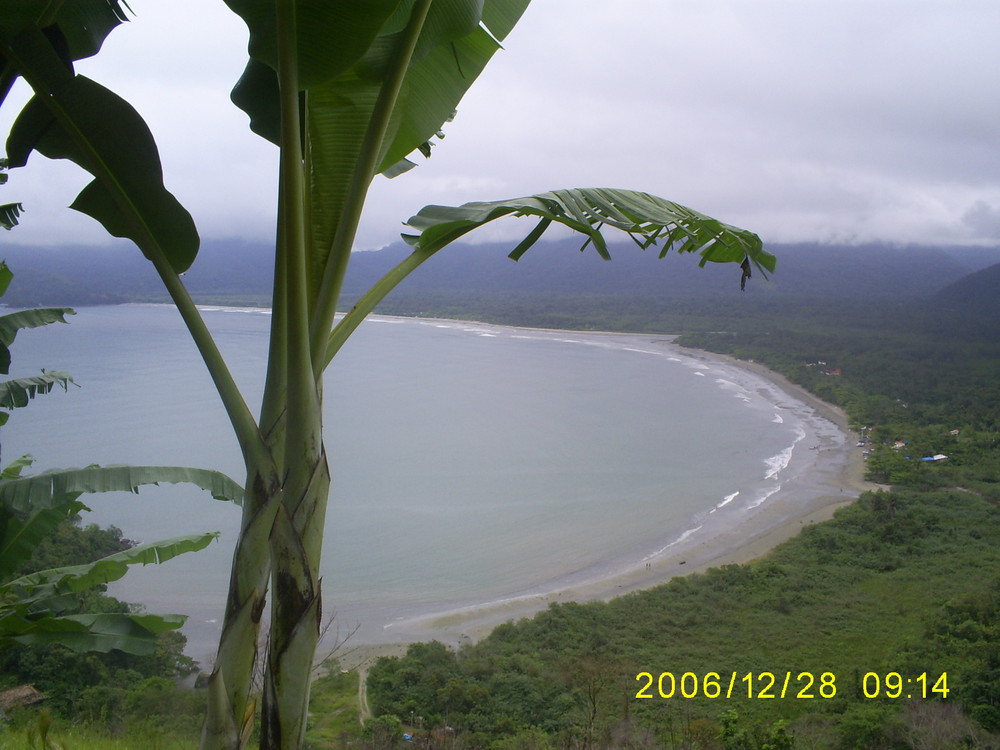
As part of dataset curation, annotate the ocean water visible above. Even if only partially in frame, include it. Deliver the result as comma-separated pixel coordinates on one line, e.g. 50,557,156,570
2,305,820,663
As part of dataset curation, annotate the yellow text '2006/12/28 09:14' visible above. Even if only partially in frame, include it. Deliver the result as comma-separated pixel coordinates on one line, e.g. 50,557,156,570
634,671,950,700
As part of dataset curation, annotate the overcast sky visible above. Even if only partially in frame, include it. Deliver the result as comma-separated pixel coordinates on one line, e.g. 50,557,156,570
2,0,999,253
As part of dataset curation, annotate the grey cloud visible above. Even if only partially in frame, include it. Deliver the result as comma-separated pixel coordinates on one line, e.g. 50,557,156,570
962,202,1000,240
2,1,998,252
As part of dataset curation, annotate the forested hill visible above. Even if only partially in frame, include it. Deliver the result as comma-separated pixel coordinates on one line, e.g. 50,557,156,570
1,237,997,312
936,261,1000,313
341,239,993,300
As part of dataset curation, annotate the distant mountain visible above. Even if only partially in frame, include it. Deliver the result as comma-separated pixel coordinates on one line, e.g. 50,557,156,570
939,246,1000,273
1,237,994,309
0,239,272,307
341,239,978,302
935,262,1000,313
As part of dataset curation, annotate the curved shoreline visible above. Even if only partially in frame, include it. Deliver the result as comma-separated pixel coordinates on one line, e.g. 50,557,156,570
336,324,879,670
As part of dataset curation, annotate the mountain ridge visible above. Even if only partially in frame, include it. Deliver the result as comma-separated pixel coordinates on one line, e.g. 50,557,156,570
936,261,1000,313
1,238,997,310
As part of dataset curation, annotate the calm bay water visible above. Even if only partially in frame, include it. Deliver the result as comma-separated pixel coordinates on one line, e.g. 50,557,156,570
3,305,814,663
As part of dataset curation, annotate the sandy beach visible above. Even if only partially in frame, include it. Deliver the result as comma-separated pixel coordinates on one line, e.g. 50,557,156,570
335,334,879,672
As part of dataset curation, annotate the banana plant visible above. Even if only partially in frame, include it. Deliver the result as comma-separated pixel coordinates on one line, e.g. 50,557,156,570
0,457,243,654
0,262,244,656
2,2,775,748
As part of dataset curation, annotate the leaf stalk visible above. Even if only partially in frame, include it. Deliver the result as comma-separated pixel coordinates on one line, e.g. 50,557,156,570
309,0,434,373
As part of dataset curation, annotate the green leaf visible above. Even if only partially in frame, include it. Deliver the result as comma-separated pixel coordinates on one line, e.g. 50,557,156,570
372,1,529,174
0,1,128,66
325,185,768,366
0,306,73,377
229,57,285,144
403,187,777,276
0,461,224,655
1,477,219,655
1,454,34,480
5,531,219,606
0,0,130,110
0,201,23,230
223,0,400,89
0,611,185,654
4,29,198,273
0,306,74,348
48,0,131,63
0,259,12,295
0,370,74,410
227,0,529,275
0,496,84,581
354,0,485,82
0,464,244,514
305,0,528,285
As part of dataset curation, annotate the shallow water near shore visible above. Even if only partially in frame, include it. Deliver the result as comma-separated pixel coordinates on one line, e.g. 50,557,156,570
2,305,845,664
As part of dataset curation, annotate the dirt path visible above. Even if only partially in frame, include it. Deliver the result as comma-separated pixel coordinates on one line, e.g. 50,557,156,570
356,665,371,724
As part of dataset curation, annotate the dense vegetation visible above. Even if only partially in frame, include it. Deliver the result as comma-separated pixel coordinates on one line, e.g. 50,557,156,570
366,284,1000,748
0,512,205,742
369,489,1000,748
0,516,362,749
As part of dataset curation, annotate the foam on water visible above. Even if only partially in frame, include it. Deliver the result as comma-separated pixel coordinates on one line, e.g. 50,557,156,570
710,491,740,514
748,485,783,509
646,525,705,559
197,305,271,316
765,425,806,479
